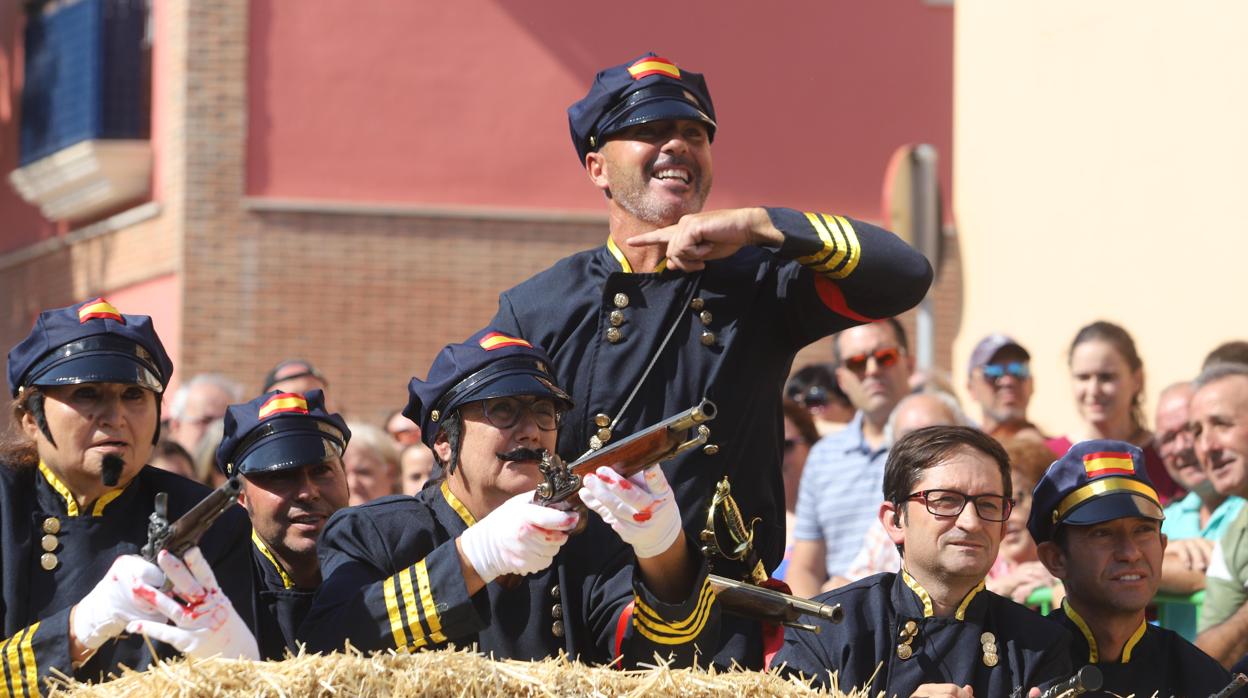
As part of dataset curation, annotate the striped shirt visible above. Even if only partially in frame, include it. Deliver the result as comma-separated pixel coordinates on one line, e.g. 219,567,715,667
793,411,890,578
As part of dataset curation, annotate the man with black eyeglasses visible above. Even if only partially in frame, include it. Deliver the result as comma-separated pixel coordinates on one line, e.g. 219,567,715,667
773,426,1072,697
1030,439,1233,696
301,328,718,665
788,318,914,598
965,334,1044,441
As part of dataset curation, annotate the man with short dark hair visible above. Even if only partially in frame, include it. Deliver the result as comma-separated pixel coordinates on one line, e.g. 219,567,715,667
215,389,351,659
787,318,914,597
262,359,330,408
301,329,718,665
773,426,1071,696
1031,439,1231,694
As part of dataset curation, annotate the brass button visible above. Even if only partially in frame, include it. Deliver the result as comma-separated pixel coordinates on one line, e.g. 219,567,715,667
551,620,565,637
702,444,719,456
690,298,705,311
606,327,622,344
980,631,995,645
594,413,611,428
40,553,58,571
40,535,58,552
613,293,630,309
905,620,918,635
609,310,625,327
431,410,440,423
589,435,603,450
699,310,713,325
550,584,560,599
551,604,563,620
700,330,716,346
42,517,60,534
896,643,913,660
982,651,998,667
596,428,612,443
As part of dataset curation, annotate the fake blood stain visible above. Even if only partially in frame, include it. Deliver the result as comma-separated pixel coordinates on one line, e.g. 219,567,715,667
632,501,660,523
131,585,157,606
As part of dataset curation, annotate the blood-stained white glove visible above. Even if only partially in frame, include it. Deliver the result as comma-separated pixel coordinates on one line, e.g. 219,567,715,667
579,465,681,559
71,555,167,650
458,490,580,584
124,547,259,660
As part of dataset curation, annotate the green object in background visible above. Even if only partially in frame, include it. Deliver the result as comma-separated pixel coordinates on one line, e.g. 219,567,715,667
1022,587,1205,641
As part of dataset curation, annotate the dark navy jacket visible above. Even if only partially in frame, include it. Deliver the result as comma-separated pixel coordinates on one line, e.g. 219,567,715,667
490,208,933,578
0,463,251,695
771,571,1072,697
1052,605,1236,698
250,533,315,661
300,482,718,666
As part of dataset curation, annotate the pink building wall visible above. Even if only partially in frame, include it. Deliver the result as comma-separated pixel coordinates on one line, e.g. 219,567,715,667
246,0,953,218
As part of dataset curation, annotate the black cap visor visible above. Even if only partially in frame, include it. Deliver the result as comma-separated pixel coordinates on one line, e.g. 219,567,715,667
595,84,717,146
455,371,572,410
29,352,164,394
236,429,343,476
1061,492,1165,528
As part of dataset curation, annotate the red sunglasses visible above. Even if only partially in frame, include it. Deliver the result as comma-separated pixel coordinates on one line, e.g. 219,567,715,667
843,347,902,373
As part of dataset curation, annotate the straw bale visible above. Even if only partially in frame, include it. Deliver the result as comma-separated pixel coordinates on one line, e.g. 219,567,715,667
49,647,873,697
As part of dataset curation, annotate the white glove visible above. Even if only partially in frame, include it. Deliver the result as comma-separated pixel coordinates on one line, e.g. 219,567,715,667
124,547,259,661
579,465,681,559
71,555,167,650
458,490,580,584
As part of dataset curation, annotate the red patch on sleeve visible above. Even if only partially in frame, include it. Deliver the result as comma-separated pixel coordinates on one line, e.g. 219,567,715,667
813,275,876,323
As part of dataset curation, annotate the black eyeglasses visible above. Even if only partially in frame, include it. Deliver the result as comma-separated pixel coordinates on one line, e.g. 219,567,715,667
905,489,1014,522
472,397,561,431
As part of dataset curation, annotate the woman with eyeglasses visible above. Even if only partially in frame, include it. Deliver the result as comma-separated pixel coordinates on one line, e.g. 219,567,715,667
1049,321,1180,503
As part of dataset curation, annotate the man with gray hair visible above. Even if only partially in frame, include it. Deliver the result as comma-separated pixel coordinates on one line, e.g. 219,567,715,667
167,373,244,455
1190,362,1248,667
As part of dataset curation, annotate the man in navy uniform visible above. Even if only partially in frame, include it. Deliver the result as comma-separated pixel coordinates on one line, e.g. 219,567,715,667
0,299,255,693
488,53,932,665
1030,439,1237,697
771,426,1071,697
215,389,351,659
300,328,718,665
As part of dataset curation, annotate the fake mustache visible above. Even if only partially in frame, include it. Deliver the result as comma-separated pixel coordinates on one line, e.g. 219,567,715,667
496,447,547,463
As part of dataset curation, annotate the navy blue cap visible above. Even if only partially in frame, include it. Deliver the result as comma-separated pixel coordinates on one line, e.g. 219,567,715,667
404,328,573,450
215,389,350,477
568,52,717,164
1027,439,1165,544
7,298,173,398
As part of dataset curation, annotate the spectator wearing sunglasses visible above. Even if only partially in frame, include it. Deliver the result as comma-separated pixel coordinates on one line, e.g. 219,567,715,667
788,318,914,598
786,364,855,436
772,426,1072,695
966,334,1043,441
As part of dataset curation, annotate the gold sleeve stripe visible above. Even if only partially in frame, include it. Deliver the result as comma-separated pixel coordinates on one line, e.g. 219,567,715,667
632,579,716,643
20,623,37,698
413,560,446,644
397,567,429,650
809,213,850,274
823,215,862,279
796,212,838,267
382,575,409,650
1,628,18,698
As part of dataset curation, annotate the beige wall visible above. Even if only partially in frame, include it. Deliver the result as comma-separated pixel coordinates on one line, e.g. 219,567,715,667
954,2,1248,437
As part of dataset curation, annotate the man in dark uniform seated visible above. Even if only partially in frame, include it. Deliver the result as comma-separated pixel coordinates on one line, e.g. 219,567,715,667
300,328,718,665
1030,439,1239,697
0,299,256,694
489,52,933,668
771,426,1071,697
214,389,351,659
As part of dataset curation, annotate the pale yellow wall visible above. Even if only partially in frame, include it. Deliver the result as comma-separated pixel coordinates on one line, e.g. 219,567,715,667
954,1,1248,437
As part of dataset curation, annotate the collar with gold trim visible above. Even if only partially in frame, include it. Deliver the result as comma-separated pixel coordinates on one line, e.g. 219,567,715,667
252,529,294,590
440,481,477,527
900,569,986,621
38,461,128,517
1062,600,1148,663
607,237,668,274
